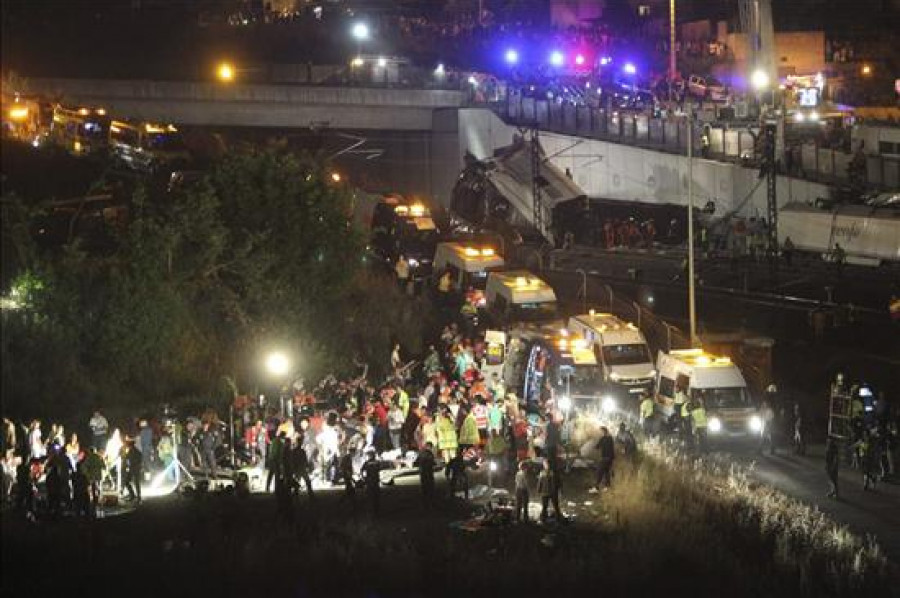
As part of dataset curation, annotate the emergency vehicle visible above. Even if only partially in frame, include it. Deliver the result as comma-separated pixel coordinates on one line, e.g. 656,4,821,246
494,324,607,412
370,196,439,280
50,104,110,155
655,349,761,438
567,311,656,399
2,95,46,146
432,242,504,306
483,270,557,326
109,120,189,172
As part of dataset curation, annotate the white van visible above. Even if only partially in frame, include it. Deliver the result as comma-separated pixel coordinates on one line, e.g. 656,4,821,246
567,311,655,396
432,242,505,295
484,270,557,325
655,349,760,437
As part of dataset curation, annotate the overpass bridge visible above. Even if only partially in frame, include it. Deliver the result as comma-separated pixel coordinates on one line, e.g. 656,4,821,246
26,77,841,222
28,78,465,131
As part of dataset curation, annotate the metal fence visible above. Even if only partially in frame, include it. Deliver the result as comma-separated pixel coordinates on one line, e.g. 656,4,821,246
486,92,900,191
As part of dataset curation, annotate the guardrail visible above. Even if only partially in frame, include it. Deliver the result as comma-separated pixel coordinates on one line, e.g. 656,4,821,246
480,93,900,191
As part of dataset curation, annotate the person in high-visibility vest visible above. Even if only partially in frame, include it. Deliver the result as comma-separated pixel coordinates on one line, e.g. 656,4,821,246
639,394,655,436
691,399,709,453
435,409,458,462
673,386,688,434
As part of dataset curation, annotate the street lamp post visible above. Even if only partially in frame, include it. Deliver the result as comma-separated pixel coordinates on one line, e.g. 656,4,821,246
266,351,290,418
352,22,369,59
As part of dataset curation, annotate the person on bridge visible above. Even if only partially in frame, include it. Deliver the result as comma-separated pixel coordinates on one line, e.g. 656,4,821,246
825,437,840,499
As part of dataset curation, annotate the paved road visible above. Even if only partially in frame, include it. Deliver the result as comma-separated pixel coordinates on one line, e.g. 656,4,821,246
728,442,900,561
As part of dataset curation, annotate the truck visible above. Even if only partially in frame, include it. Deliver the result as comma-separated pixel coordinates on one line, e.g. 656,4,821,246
369,195,440,281
483,270,558,327
655,348,761,439
567,311,656,400
432,241,505,307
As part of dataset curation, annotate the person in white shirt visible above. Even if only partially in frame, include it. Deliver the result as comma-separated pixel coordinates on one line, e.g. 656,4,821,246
28,421,45,461
89,410,109,449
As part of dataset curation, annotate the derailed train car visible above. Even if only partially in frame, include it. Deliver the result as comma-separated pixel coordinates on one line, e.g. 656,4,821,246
778,200,900,266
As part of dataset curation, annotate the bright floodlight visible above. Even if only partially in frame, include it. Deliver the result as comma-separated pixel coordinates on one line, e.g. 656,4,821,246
575,54,585,66
489,461,498,472
505,49,519,65
751,69,770,90
377,57,387,67
217,62,235,82
549,50,565,66
351,22,369,41
266,352,290,376
601,396,617,413
558,396,572,412
623,62,637,75
434,63,445,75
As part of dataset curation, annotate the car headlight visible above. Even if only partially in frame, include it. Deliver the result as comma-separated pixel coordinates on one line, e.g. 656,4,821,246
601,396,617,413
408,258,419,268
749,415,763,433
708,417,722,433
609,372,621,382
647,370,657,378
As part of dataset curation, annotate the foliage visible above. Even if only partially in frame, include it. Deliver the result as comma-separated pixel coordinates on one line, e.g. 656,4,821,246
1,146,381,419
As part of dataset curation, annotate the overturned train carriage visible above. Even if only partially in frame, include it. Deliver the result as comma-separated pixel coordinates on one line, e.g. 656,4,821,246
451,136,586,245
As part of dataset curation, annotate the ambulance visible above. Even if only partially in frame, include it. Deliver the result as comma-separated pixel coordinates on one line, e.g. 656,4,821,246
432,242,505,306
497,324,608,412
484,270,558,326
655,348,761,437
567,311,656,398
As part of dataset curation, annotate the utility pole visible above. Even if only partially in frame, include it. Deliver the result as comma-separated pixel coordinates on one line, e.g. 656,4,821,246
763,120,778,278
687,112,697,346
530,125,544,240
669,0,677,82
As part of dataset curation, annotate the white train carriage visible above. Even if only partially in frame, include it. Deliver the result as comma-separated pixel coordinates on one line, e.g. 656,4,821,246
778,202,900,266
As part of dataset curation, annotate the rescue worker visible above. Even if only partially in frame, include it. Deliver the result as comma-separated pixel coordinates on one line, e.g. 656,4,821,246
395,254,410,291
639,394,655,436
691,398,709,453
339,446,356,509
615,423,637,459
436,408,458,462
445,448,469,500
672,385,688,434
759,400,776,455
80,447,105,514
458,408,479,452
122,440,142,504
680,396,694,448
486,429,508,478
266,432,286,493
592,426,615,492
361,449,382,516
857,431,878,491
537,460,563,523
413,441,437,507
198,421,220,481
514,461,530,523
825,437,840,499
